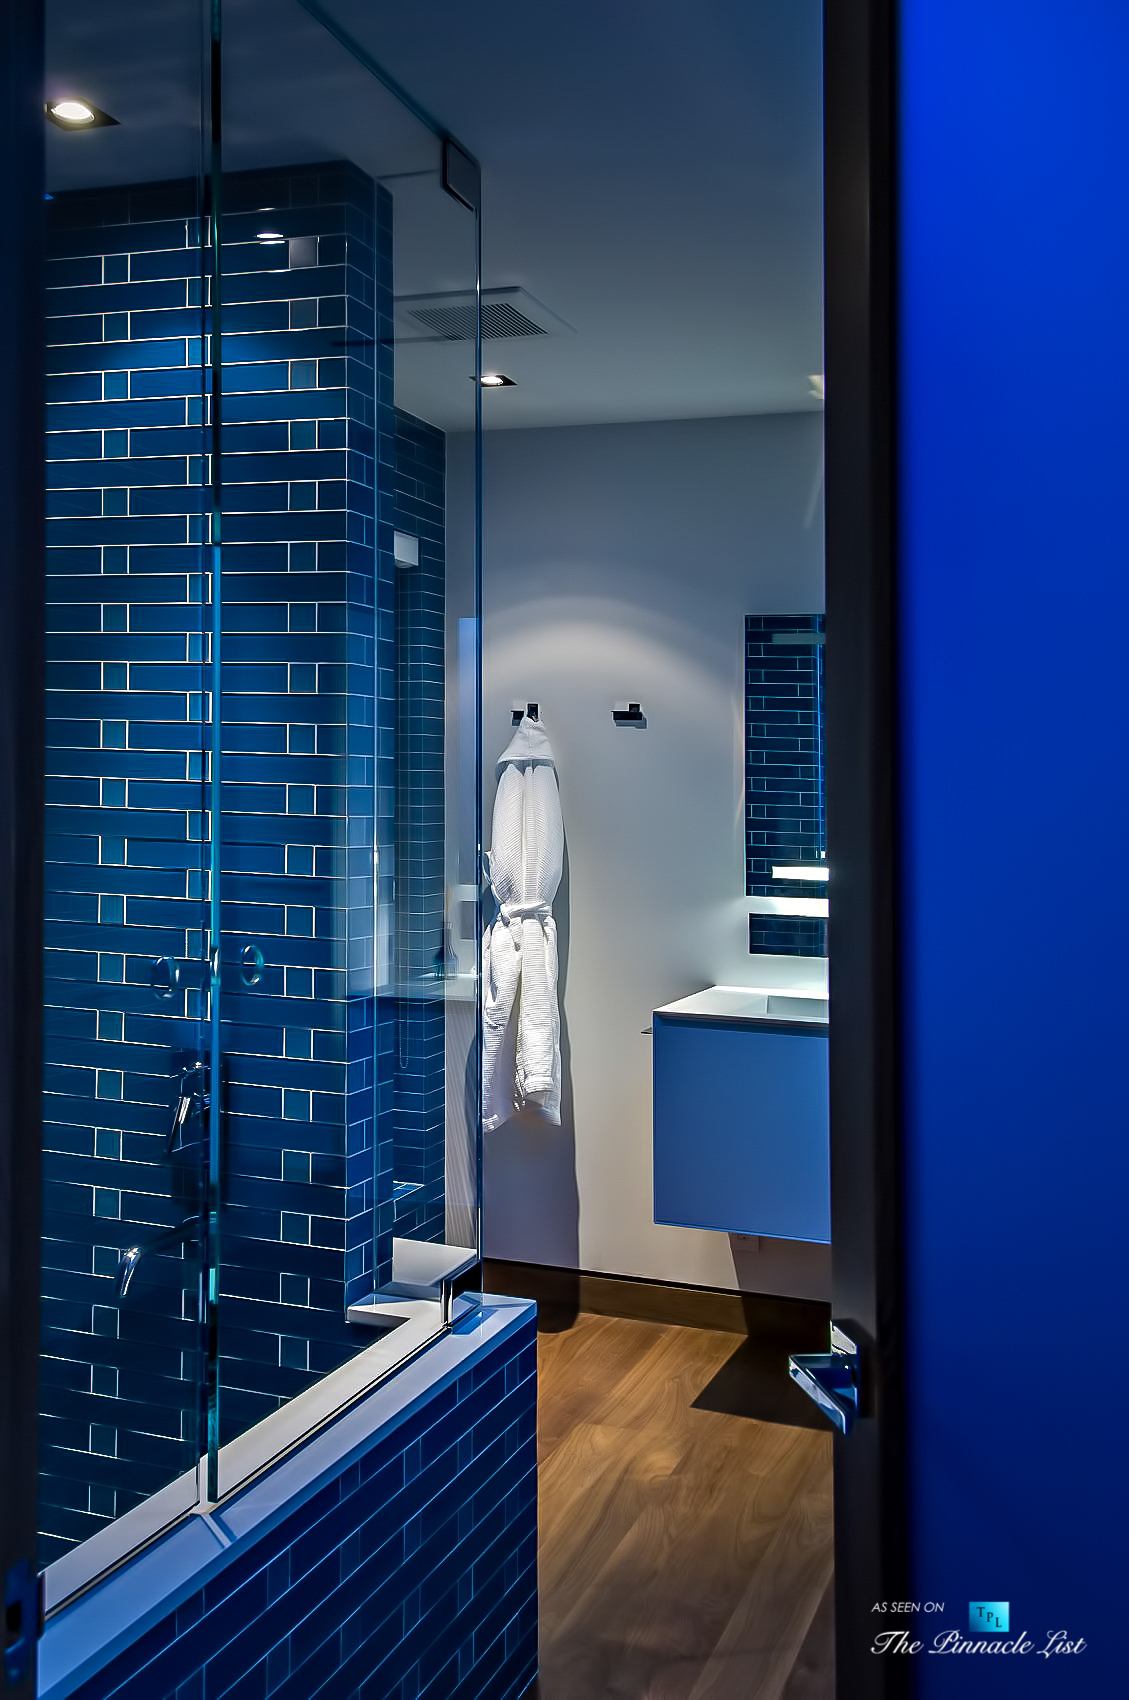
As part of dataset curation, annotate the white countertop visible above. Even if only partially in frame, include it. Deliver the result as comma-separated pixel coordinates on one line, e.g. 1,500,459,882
655,982,829,1025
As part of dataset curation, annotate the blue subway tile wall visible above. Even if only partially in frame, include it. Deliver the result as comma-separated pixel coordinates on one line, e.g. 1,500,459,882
42,175,213,1565
390,411,446,1244
63,1310,538,1700
214,162,393,1439
39,162,420,1563
745,615,827,957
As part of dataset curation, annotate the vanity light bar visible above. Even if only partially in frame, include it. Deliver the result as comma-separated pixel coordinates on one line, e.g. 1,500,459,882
771,865,829,881
750,895,829,919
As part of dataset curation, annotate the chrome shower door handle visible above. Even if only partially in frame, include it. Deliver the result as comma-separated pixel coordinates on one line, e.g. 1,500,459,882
788,1321,862,1435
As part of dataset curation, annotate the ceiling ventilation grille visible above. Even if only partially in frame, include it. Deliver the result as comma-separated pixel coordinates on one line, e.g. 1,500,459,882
411,301,548,341
394,286,573,343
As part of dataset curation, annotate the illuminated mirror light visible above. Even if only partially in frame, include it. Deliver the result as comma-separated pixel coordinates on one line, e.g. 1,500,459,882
750,894,828,918
256,230,286,244
772,865,829,882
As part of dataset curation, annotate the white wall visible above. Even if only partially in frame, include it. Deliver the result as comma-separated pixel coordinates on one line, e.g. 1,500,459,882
453,413,831,1299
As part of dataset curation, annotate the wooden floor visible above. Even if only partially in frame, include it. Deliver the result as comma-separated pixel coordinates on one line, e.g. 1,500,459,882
532,1312,835,1700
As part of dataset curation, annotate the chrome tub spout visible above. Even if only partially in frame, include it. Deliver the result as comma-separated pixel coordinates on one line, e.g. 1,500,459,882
114,1218,201,1300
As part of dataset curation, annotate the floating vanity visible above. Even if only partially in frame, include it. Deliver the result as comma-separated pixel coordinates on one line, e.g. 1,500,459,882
652,967,830,1243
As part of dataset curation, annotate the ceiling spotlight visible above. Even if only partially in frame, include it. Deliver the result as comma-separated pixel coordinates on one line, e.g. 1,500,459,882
478,373,515,387
51,99,93,122
257,230,286,244
46,98,118,129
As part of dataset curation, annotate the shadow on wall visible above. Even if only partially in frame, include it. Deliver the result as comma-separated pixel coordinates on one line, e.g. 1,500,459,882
728,1234,832,1304
483,835,580,1279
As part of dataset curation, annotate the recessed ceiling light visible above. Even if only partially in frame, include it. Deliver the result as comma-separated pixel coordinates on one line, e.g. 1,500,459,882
46,98,118,129
478,373,515,387
51,99,93,122
257,230,286,244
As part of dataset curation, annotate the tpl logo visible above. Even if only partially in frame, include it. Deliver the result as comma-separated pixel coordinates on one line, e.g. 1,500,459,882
970,1602,1009,1634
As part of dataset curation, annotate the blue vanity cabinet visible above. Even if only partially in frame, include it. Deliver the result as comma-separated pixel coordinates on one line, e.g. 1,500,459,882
652,988,830,1243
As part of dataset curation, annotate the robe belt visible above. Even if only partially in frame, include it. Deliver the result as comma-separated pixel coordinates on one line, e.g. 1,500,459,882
496,900,553,924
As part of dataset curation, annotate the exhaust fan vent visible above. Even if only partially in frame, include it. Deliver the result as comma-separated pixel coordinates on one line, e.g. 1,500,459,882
413,301,546,340
395,286,573,343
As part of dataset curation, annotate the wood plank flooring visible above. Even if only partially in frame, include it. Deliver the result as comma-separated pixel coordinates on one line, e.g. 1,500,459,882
533,1312,835,1700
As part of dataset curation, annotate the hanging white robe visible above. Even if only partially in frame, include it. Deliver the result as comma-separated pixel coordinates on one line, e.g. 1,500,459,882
482,717,563,1132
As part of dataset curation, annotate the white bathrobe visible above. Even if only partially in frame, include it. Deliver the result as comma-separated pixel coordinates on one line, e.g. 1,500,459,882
482,717,563,1132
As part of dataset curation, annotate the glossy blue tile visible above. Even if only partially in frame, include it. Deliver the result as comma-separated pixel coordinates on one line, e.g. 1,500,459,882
40,155,474,1614
745,615,826,957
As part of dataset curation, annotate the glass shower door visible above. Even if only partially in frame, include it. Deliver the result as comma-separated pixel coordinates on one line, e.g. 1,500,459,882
207,0,483,1486
40,0,215,1584
37,0,485,1578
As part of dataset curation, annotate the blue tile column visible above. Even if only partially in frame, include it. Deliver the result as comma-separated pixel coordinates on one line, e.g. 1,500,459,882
40,162,405,1550
214,161,392,1437
391,411,446,1244
42,175,214,1564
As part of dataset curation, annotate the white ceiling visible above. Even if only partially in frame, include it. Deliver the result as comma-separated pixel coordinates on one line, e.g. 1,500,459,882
45,0,823,432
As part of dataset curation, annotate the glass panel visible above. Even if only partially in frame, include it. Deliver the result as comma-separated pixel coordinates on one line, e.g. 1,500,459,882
383,133,481,1292
40,0,214,1582
213,0,481,1486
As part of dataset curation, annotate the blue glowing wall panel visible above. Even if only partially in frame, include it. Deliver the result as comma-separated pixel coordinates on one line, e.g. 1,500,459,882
745,615,825,956
60,1309,538,1700
899,3,1129,1691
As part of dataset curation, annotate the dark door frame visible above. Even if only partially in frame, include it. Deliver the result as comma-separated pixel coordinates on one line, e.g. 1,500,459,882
0,0,45,1694
0,2,903,1694
824,1,907,1695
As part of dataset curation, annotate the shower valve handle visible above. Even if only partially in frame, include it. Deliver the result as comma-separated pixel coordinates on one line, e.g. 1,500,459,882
167,1062,209,1155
